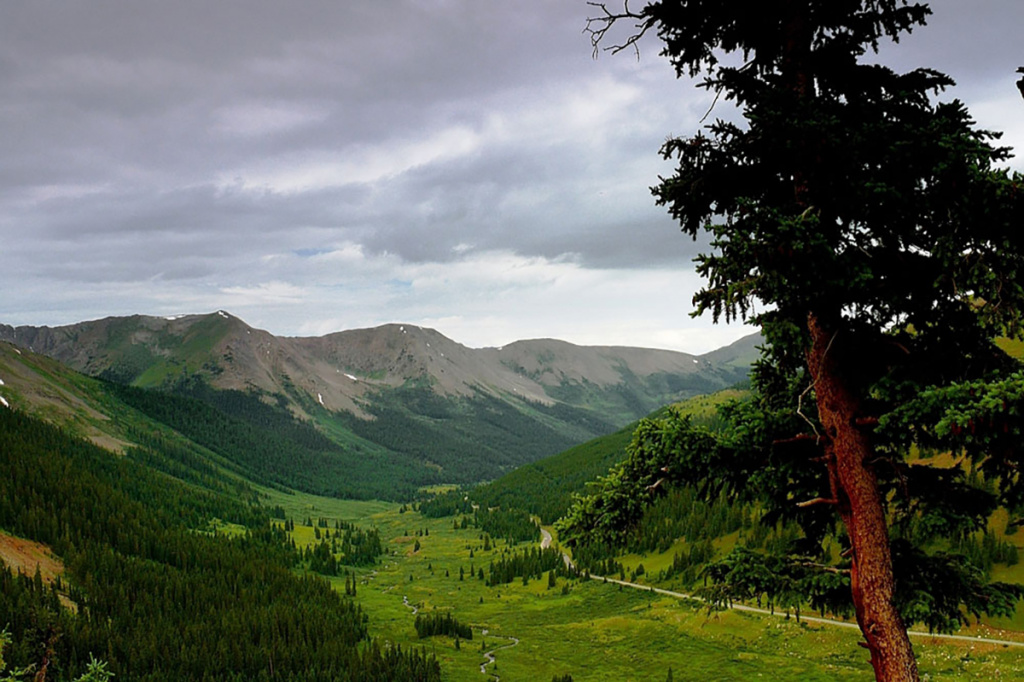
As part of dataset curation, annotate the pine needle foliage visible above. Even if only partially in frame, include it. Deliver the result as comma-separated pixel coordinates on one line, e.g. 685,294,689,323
584,2,1024,678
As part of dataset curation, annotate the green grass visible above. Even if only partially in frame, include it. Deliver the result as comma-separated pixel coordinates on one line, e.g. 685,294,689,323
669,387,748,419
292,503,1024,682
612,530,744,583
980,508,1024,631
259,487,393,523
996,337,1024,360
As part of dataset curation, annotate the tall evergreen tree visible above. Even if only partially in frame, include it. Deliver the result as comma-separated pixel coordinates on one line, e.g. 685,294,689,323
586,2,1024,679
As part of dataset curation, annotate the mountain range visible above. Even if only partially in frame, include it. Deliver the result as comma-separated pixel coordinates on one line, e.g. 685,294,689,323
0,311,759,497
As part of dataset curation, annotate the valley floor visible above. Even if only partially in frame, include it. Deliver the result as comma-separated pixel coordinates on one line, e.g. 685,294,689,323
290,500,1024,682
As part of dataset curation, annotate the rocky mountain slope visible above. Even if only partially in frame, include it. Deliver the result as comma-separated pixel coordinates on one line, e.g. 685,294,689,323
1,311,759,423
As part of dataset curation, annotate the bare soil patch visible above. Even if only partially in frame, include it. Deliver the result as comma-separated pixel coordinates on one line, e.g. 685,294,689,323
0,530,76,610
0,530,63,583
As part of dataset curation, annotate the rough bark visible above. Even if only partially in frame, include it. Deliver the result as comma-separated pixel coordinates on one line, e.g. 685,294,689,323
807,313,919,682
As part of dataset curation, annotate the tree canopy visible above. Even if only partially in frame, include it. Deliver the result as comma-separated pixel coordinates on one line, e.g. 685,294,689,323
581,2,1024,679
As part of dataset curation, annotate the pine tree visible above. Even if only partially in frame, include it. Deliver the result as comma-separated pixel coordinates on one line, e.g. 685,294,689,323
585,2,1024,679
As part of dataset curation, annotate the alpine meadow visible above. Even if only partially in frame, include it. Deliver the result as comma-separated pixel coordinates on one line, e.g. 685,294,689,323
2,2,1024,682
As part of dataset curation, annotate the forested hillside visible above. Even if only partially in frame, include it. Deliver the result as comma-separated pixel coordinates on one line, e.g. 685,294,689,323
0,408,440,681
470,387,748,523
107,380,430,500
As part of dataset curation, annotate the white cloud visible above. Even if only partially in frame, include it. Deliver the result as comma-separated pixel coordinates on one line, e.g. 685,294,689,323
233,246,748,353
219,281,308,305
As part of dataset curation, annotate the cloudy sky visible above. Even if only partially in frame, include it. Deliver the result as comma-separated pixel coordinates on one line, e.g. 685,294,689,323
1,1,1021,353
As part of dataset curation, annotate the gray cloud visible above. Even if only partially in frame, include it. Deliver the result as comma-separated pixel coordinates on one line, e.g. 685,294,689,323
1,1,1021,350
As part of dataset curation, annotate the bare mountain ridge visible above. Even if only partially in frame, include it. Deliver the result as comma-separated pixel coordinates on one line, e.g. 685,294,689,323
0,311,760,421
485,338,724,386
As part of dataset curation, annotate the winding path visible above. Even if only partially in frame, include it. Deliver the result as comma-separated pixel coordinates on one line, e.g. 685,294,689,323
594,574,1024,649
539,527,552,549
542,526,1024,649
540,527,575,570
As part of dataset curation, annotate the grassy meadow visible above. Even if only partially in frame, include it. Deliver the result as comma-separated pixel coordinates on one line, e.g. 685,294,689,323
285,501,1024,681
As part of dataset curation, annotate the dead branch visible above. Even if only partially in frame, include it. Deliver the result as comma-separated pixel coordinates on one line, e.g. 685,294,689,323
774,433,825,447
799,562,851,575
584,1,651,59
796,497,837,508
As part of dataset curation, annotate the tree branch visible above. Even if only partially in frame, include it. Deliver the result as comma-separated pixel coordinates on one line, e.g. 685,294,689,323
774,433,826,447
584,2,650,59
796,497,838,508
799,562,851,575
797,330,837,442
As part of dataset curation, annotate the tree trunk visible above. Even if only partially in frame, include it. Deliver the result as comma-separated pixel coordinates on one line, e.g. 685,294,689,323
806,313,919,681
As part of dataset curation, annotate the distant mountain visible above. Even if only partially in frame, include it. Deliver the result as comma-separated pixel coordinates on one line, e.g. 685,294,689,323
1,311,759,414
0,312,761,492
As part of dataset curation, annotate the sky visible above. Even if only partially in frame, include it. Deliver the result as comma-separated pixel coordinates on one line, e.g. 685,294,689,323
1,1,1022,354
